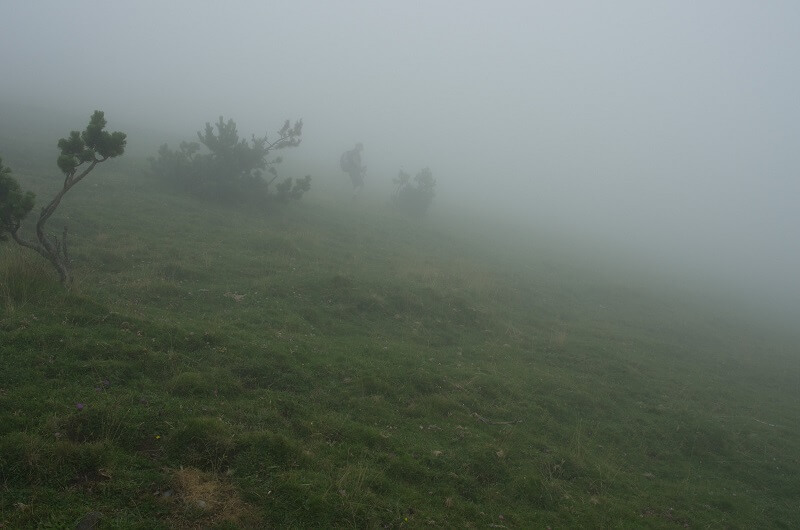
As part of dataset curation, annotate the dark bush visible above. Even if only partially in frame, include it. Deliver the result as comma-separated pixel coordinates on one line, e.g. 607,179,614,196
392,167,436,216
150,116,311,205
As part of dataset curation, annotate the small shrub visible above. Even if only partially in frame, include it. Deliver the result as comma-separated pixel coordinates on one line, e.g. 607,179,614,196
150,116,311,205
392,167,436,216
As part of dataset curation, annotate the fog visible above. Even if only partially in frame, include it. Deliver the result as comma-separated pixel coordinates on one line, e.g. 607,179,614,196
2,1,799,319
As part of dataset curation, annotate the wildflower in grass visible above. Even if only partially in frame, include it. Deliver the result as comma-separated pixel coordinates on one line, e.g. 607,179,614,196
76,403,85,411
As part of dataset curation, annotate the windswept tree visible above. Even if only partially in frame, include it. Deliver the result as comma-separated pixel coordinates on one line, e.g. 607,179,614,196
0,111,126,284
150,116,310,203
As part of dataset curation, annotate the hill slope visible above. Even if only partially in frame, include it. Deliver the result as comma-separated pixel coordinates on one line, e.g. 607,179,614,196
1,160,799,528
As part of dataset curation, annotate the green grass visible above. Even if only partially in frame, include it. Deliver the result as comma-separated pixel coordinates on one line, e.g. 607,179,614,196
1,158,799,528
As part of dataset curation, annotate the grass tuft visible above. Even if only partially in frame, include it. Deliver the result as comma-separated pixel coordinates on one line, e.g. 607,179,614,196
166,417,236,471
0,247,60,310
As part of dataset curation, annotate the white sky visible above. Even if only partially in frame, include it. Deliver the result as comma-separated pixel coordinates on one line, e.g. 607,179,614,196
2,0,799,309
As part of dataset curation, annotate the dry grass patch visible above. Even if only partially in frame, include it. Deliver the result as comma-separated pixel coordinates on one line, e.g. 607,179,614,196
168,467,260,528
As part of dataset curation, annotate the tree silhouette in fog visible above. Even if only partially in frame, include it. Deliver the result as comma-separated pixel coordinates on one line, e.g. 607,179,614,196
151,116,310,204
0,111,126,284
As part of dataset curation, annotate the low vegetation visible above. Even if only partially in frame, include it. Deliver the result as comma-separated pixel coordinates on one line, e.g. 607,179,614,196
392,167,436,216
150,116,310,204
1,148,799,528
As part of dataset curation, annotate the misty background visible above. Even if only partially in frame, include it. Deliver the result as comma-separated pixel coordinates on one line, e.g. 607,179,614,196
2,1,799,319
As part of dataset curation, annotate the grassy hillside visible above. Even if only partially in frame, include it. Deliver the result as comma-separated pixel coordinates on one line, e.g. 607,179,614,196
1,153,799,528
